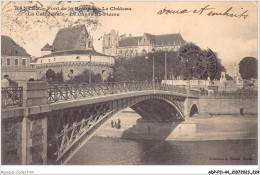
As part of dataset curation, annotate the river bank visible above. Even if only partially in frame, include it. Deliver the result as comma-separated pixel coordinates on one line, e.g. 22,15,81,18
95,108,258,141
68,108,258,165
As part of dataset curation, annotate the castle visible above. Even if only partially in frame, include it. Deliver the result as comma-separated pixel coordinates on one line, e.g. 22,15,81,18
31,25,115,81
102,30,185,57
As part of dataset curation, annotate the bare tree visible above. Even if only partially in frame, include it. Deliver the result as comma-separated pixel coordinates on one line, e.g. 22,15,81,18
2,1,103,45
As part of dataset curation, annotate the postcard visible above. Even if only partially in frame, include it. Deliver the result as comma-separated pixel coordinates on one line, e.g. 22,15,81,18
1,1,258,174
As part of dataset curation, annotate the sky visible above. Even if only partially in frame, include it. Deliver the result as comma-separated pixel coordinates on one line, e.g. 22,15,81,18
1,1,258,76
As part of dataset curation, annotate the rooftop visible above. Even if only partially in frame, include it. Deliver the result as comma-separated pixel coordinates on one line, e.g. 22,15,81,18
52,25,87,52
118,33,185,47
1,35,30,57
41,43,53,51
31,50,110,63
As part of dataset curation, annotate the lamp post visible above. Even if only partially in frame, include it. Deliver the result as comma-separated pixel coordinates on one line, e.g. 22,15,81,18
179,55,184,80
152,49,155,89
89,51,92,84
152,54,155,89
198,75,200,97
224,81,227,92
164,52,167,81
145,48,155,90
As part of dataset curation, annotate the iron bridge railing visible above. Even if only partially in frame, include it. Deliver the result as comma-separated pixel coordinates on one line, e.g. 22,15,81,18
47,82,196,102
1,87,23,108
200,91,258,99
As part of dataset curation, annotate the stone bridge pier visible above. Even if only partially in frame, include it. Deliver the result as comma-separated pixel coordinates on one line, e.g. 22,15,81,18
2,81,48,165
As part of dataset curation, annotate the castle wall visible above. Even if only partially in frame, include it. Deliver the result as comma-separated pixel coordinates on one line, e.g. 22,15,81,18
36,62,114,81
35,55,114,65
34,54,115,80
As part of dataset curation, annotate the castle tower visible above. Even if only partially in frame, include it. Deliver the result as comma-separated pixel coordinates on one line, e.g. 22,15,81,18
41,43,52,56
102,30,119,56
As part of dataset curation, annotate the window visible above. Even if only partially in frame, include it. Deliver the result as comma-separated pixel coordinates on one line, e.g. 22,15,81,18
22,59,26,66
15,59,18,66
88,41,91,48
41,60,42,63
70,69,73,74
7,58,10,66
54,58,56,62
76,56,80,60
49,59,50,63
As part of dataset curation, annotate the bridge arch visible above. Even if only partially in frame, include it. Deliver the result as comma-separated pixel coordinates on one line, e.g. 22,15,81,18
48,94,188,164
130,98,185,121
189,104,199,117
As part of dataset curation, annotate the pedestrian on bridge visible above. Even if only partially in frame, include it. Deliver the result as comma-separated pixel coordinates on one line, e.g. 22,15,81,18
2,75,9,88
117,118,121,129
114,121,117,129
111,120,114,128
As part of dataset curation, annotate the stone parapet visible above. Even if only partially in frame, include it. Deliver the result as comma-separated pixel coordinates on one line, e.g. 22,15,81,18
18,81,48,107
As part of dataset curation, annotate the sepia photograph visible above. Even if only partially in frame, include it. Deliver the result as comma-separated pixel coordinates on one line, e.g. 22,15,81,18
1,0,258,174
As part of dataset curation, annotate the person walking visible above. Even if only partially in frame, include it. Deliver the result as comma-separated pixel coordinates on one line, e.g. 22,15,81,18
114,121,117,129
2,75,9,88
111,120,114,128
117,118,121,129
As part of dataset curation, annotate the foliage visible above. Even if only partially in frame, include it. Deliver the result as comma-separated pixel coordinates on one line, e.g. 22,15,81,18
225,74,233,80
2,1,103,45
110,43,231,82
106,73,116,82
45,69,64,83
9,79,18,87
239,57,258,80
67,69,103,84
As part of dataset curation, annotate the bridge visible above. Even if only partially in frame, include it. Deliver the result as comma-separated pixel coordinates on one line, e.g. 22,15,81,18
1,81,201,165
2,81,257,165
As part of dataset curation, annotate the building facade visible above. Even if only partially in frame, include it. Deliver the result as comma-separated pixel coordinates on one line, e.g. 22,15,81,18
103,30,185,57
32,25,115,81
1,35,38,81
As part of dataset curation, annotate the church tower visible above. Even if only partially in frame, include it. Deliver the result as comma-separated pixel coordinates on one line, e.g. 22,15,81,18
102,30,119,56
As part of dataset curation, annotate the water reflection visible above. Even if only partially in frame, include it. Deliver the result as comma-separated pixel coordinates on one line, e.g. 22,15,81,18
65,109,257,165
67,136,257,165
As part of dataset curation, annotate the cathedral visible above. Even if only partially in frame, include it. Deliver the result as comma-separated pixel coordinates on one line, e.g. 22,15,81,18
102,30,185,57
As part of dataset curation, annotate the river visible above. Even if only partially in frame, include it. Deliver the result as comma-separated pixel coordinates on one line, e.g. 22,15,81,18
66,109,258,165
67,136,257,165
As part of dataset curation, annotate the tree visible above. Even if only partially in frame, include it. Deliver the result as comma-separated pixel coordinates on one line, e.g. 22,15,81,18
45,69,64,83
46,69,56,82
225,74,233,80
2,1,103,46
55,70,64,83
110,43,231,82
239,57,257,80
69,69,103,84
